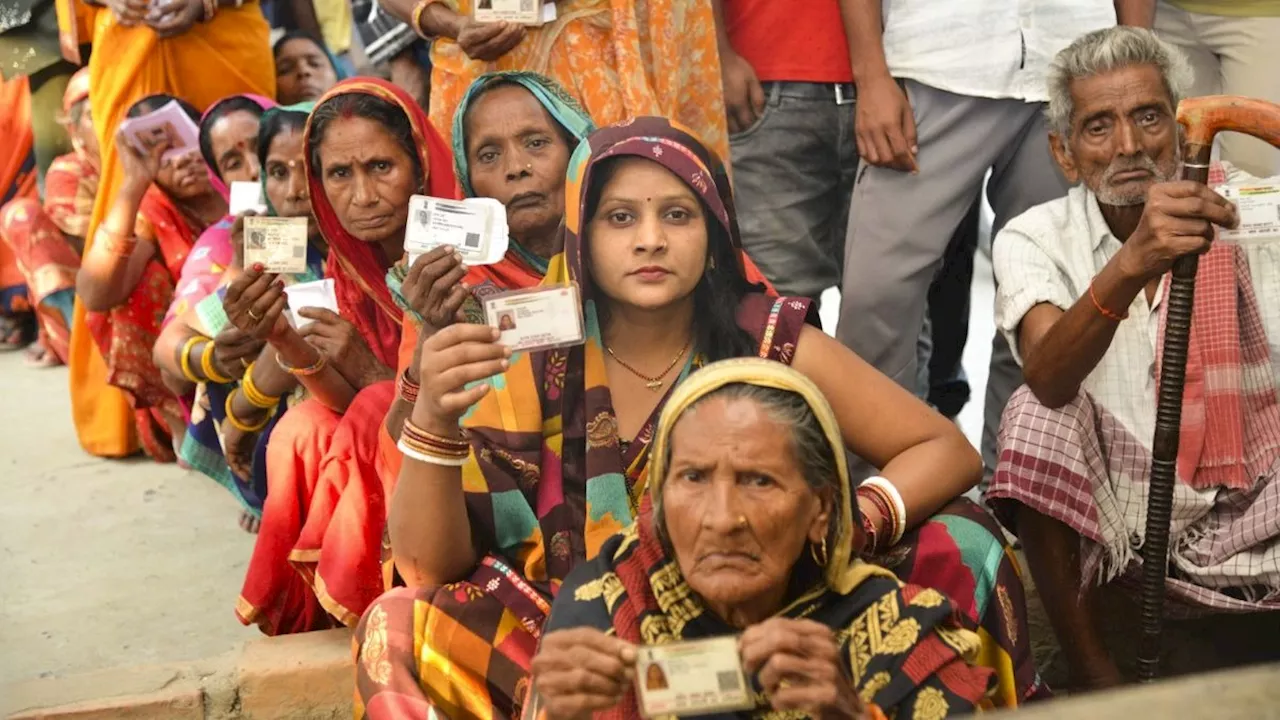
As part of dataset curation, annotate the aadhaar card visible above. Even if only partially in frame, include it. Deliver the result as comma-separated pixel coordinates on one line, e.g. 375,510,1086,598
1216,183,1280,244
635,637,754,718
473,0,542,26
244,216,309,274
483,285,584,353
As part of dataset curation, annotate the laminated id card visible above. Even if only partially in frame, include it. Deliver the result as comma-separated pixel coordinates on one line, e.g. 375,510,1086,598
635,637,754,718
405,195,509,266
473,0,543,26
244,216,309,274
483,285,584,353
118,100,200,162
229,181,269,216
1216,182,1280,244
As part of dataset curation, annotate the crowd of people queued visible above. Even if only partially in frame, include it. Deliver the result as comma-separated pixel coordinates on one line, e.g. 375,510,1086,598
2,0,1279,717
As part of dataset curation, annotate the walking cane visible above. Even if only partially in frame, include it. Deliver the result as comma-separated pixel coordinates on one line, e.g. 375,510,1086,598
1137,95,1280,683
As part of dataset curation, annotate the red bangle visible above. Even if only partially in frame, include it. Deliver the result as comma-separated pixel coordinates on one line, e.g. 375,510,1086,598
397,368,420,404
859,510,880,557
1088,281,1128,322
857,486,896,551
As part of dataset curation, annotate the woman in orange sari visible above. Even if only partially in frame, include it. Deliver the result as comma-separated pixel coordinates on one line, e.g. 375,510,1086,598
223,78,461,635
0,74,40,351
78,94,228,460
65,0,274,458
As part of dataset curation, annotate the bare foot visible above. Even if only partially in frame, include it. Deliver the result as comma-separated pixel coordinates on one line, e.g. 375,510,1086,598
239,511,261,534
24,340,62,367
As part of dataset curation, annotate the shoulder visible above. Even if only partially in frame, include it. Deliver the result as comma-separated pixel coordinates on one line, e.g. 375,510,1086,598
998,185,1092,248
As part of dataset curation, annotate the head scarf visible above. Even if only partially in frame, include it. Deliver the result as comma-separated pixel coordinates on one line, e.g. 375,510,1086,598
648,358,874,594
199,94,277,202
258,100,317,217
304,78,460,367
451,71,595,198
273,30,352,82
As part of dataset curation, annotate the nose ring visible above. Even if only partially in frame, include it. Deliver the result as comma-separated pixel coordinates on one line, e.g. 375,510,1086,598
736,516,747,528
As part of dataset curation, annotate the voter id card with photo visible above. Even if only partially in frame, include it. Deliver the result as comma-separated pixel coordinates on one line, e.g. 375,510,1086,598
483,285,584,353
244,216,309,274
635,637,754,718
1216,182,1280,243
473,0,543,26
405,195,509,266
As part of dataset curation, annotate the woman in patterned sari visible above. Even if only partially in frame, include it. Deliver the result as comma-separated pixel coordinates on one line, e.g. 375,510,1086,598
0,74,39,351
223,78,460,635
351,117,976,720
533,358,993,719
78,94,228,461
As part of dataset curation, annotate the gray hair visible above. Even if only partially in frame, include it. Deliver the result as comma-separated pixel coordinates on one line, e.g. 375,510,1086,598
1046,26,1193,138
652,383,841,548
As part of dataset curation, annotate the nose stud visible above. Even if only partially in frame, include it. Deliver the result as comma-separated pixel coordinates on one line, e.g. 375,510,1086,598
736,516,747,528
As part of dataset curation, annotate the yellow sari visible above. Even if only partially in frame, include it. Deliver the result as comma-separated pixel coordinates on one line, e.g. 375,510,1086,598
61,2,275,457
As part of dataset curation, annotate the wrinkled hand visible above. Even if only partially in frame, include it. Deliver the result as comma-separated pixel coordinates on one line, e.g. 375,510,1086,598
212,325,266,381
415,323,509,430
529,628,637,720
224,265,291,342
297,308,388,387
224,423,259,480
456,19,525,61
741,618,865,720
106,0,149,26
854,75,917,172
116,127,169,193
146,0,204,38
721,48,765,135
403,246,469,337
1118,180,1238,282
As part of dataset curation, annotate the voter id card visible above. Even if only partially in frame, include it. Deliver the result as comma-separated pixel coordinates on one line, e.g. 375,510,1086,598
635,637,753,718
1216,182,1280,244
483,285,584,353
473,0,544,26
405,195,509,266
244,216,309,274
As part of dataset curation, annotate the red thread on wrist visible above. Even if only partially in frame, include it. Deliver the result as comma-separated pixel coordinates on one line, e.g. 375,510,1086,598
1088,281,1128,322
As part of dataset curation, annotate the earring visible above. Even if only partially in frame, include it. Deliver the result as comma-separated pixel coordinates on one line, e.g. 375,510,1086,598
810,537,829,567
708,255,717,270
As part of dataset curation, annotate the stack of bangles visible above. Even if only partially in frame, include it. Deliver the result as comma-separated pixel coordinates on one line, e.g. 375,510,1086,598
179,335,233,385
857,476,907,556
225,389,274,432
397,368,420,404
96,225,136,258
398,418,469,466
275,351,326,376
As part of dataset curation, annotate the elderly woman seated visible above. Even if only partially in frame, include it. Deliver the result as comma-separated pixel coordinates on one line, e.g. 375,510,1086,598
532,359,993,719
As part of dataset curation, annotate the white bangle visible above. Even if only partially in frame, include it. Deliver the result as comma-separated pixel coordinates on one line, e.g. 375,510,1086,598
861,476,907,545
397,438,468,466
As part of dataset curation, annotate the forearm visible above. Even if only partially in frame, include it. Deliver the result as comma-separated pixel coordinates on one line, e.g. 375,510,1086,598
1022,260,1146,408
271,332,359,410
879,434,982,529
77,188,151,311
710,0,733,53
388,403,477,587
839,0,890,83
382,0,462,39
154,322,199,394
1115,0,1155,27
285,0,325,38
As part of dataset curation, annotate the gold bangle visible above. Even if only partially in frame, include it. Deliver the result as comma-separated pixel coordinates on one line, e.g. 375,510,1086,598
275,351,326,377
96,225,136,258
410,0,438,39
225,389,273,433
240,366,281,409
201,341,234,384
179,335,207,383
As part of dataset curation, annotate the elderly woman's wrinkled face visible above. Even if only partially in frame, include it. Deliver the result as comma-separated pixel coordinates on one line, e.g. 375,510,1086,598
661,395,831,627
465,84,573,244
586,157,708,312
209,109,262,185
264,126,318,239
317,115,418,246
157,149,214,201
275,38,339,105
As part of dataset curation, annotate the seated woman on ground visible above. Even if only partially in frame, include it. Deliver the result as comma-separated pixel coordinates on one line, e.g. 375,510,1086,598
532,358,994,719
273,30,347,106
77,94,228,461
160,101,328,533
352,117,986,719
223,78,460,636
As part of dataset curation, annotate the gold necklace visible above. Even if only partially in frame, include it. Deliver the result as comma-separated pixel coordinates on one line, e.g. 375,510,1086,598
606,339,691,391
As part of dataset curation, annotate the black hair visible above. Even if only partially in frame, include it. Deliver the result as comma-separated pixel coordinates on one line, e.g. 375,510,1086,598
307,93,423,186
198,97,267,179
462,78,577,151
257,107,310,168
583,157,758,363
126,94,201,122
273,30,335,70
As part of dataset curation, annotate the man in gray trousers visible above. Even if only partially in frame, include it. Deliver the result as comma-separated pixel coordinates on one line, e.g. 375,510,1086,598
836,0,1140,481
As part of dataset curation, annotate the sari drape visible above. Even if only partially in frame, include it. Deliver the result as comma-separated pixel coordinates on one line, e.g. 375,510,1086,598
0,198,80,362
68,1,274,457
0,74,38,324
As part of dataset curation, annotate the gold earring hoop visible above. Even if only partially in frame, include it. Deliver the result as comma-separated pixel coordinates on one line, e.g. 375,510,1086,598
810,537,829,567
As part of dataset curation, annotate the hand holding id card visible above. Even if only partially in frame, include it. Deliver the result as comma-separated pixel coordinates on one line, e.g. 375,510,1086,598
1215,182,1280,244
117,100,200,162
635,637,754,718
244,216,309,274
473,0,556,26
483,285,584,353
405,195,510,266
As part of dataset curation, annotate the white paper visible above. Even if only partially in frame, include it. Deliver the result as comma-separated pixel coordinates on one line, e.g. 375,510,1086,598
244,216,309,274
483,285,584,353
229,181,268,216
118,100,200,162
404,195,509,267
284,278,339,328
542,0,556,22
1216,182,1280,244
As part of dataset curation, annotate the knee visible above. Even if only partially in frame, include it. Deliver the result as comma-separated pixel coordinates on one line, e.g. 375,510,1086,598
355,586,421,642
267,398,341,461
0,198,44,241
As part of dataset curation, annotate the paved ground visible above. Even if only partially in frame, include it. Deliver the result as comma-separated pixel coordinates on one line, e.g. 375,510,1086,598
0,352,257,685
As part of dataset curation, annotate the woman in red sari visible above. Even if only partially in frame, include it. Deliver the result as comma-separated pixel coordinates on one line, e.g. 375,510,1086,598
223,78,460,635
78,94,228,460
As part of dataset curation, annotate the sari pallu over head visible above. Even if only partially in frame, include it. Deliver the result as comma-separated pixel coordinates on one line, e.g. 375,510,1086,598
459,117,792,595
543,359,995,720
303,78,460,367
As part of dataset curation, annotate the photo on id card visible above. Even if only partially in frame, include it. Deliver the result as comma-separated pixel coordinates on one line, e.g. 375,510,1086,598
483,285,584,353
635,637,754,718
